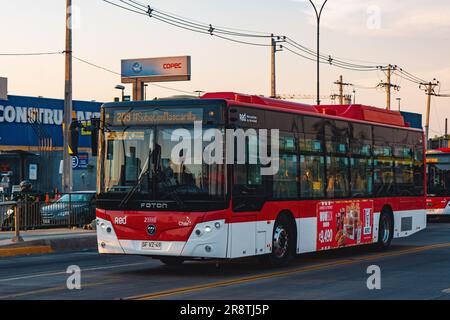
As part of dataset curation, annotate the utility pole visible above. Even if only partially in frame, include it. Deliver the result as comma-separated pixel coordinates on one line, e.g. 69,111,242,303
378,65,400,111
396,98,401,111
334,75,352,105
387,64,392,110
270,35,285,98
420,79,439,146
62,0,73,193
445,118,448,139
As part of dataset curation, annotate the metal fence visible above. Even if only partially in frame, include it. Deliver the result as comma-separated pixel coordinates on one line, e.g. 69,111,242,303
0,196,96,231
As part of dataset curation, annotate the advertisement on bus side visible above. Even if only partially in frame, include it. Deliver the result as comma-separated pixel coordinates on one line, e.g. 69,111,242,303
317,200,374,251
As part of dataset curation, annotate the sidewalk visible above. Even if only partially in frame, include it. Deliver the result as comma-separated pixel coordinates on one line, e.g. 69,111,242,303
0,228,97,257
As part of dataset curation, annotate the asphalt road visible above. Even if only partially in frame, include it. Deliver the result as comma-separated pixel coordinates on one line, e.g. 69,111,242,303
1,222,450,300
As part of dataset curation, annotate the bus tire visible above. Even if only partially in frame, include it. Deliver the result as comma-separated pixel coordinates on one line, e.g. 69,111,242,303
159,257,185,266
262,214,296,267
376,209,394,250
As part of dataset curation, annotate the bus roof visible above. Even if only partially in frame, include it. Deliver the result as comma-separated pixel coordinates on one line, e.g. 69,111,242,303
202,92,409,128
103,91,416,129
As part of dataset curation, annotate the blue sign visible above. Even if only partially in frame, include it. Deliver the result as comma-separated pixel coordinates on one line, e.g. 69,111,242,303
0,95,102,148
72,153,89,170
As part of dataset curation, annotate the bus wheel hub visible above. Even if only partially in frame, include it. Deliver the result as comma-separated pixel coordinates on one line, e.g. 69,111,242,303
273,225,289,258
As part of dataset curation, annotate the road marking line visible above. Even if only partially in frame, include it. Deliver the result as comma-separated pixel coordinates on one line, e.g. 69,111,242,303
0,246,53,258
127,242,450,300
0,282,108,300
0,262,149,283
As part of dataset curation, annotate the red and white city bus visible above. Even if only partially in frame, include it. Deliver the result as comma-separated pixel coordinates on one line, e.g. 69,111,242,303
427,148,450,215
93,92,427,266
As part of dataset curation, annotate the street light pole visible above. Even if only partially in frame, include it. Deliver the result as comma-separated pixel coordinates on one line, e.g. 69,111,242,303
308,0,328,106
115,85,125,101
144,84,148,100
396,97,401,111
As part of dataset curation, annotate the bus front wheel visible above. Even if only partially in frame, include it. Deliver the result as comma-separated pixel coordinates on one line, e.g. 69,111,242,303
262,215,296,267
376,210,394,250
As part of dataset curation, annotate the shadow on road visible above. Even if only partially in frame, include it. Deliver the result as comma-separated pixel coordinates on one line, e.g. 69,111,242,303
111,243,419,280
428,216,450,224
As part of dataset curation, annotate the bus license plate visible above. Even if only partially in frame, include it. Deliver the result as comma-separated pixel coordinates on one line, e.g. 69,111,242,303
141,241,162,250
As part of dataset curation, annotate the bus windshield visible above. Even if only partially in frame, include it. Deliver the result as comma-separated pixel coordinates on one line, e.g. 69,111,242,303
427,155,450,196
103,126,226,202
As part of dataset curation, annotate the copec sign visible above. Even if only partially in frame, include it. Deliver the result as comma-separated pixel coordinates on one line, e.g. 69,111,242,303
121,56,191,83
0,95,101,148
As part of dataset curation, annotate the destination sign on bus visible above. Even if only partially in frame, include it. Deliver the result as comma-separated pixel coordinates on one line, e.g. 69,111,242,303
106,108,203,126
426,155,450,163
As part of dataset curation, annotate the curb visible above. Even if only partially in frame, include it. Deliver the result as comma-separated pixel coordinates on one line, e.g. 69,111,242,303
0,246,53,257
0,234,97,258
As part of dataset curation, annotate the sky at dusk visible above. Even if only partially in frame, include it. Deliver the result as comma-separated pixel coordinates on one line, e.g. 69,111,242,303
1,0,450,136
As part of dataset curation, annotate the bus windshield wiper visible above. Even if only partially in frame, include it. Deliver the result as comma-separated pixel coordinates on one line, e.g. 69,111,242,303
119,148,155,208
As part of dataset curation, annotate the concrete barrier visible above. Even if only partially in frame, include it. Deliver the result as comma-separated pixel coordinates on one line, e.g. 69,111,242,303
0,234,97,258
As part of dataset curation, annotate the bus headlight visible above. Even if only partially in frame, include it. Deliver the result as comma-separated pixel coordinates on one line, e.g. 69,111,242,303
193,221,224,238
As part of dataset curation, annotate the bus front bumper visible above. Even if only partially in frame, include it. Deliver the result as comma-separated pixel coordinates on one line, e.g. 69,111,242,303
96,218,229,259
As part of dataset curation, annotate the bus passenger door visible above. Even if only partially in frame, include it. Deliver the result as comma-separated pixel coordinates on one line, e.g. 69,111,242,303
230,175,266,258
228,120,267,258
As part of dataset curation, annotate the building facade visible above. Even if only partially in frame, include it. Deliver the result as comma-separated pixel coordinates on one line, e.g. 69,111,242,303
0,95,102,195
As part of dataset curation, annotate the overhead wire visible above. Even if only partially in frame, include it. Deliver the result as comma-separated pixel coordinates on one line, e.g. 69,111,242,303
102,0,434,84
0,51,63,56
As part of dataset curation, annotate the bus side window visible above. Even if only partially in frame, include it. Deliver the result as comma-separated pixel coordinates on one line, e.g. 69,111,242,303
300,155,325,199
413,137,425,196
273,133,298,200
350,158,373,197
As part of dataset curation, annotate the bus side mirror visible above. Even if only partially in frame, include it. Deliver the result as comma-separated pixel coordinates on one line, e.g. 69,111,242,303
68,121,80,156
90,118,101,157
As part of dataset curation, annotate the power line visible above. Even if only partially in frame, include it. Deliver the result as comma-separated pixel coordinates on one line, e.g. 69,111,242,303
104,0,382,69
282,44,380,72
103,1,404,74
0,51,63,56
106,0,273,46
285,37,379,70
101,0,436,89
122,0,272,38
73,56,121,76
127,0,271,36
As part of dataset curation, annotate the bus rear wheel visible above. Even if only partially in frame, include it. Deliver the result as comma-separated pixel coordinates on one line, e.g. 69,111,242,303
262,215,295,267
376,210,393,250
159,257,185,266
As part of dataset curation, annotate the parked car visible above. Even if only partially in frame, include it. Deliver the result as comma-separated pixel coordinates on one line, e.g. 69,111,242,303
40,192,97,227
